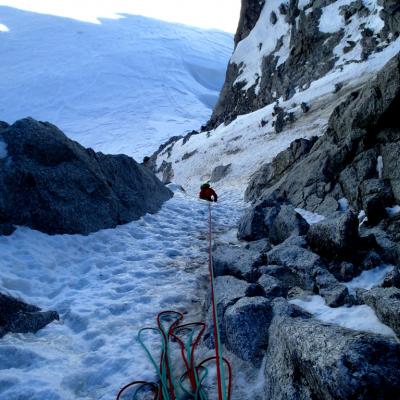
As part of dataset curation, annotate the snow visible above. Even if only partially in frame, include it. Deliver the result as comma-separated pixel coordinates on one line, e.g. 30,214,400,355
0,140,7,158
386,205,400,217
319,0,349,34
0,189,243,399
0,22,9,31
231,0,291,91
290,295,396,337
338,198,349,211
295,208,325,224
0,6,233,160
377,155,384,178
345,264,394,294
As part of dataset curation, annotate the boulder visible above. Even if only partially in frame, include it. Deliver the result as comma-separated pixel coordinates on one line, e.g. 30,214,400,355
204,276,250,347
314,267,352,307
264,299,400,400
360,179,394,224
268,204,309,245
358,287,400,337
224,296,272,365
212,240,269,281
382,265,400,288
307,211,359,259
259,264,305,291
267,241,325,289
237,199,308,244
0,292,59,337
257,274,285,298
0,118,172,234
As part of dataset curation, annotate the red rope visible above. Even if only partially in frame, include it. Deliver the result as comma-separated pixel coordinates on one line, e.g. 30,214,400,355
207,202,225,400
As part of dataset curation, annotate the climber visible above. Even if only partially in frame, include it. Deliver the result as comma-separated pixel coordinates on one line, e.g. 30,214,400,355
199,182,218,202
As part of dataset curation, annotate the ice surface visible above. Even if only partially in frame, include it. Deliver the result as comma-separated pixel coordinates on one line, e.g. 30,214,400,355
290,295,396,337
0,7,233,160
345,264,394,294
295,208,326,224
0,189,243,399
377,155,383,178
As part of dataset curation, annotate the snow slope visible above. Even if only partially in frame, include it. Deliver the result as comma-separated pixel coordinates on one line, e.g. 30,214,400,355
0,6,233,160
0,188,242,399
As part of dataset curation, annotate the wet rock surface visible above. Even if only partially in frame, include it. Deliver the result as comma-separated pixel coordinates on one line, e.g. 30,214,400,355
0,118,172,235
0,293,59,338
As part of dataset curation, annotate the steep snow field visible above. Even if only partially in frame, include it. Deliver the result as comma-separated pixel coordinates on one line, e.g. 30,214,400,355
0,188,243,399
0,6,233,160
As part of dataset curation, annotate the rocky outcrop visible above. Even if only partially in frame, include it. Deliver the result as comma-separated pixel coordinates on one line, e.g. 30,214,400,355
359,287,400,336
0,292,59,338
265,299,400,400
0,118,172,235
208,0,400,129
245,53,400,220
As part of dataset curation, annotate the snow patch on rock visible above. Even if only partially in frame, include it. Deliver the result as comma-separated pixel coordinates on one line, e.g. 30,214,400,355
290,295,396,337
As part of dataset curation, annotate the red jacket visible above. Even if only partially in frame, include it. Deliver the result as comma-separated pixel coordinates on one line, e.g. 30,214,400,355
199,187,218,202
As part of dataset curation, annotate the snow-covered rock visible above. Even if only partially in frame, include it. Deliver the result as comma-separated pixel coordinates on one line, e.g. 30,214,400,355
0,118,172,234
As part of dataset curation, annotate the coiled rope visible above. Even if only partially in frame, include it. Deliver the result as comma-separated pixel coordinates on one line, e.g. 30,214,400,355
116,202,231,400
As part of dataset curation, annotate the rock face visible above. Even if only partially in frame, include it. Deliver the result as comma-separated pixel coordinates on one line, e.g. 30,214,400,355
0,118,172,235
245,53,400,219
265,299,400,400
207,0,400,129
0,292,59,337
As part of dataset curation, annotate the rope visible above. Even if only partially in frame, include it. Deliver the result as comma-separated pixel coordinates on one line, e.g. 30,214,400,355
116,200,232,400
207,202,227,400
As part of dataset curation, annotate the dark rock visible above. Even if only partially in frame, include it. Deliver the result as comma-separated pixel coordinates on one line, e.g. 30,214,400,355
268,205,309,245
181,150,197,161
245,283,266,297
234,0,266,46
259,264,305,291
265,298,400,400
244,137,318,203
210,164,232,183
270,11,277,25
359,287,400,337
204,276,250,348
360,179,394,224
334,82,344,93
307,211,359,259
0,292,59,337
212,240,268,281
243,54,400,218
237,198,309,245
0,223,15,236
224,296,272,365
157,160,174,184
314,268,352,307
0,118,172,235
382,265,400,288
0,121,9,130
257,274,285,298
267,240,326,289
237,198,280,241
301,102,310,113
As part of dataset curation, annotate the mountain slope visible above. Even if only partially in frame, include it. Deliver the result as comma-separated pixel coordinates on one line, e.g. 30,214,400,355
153,0,400,194
0,6,233,160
